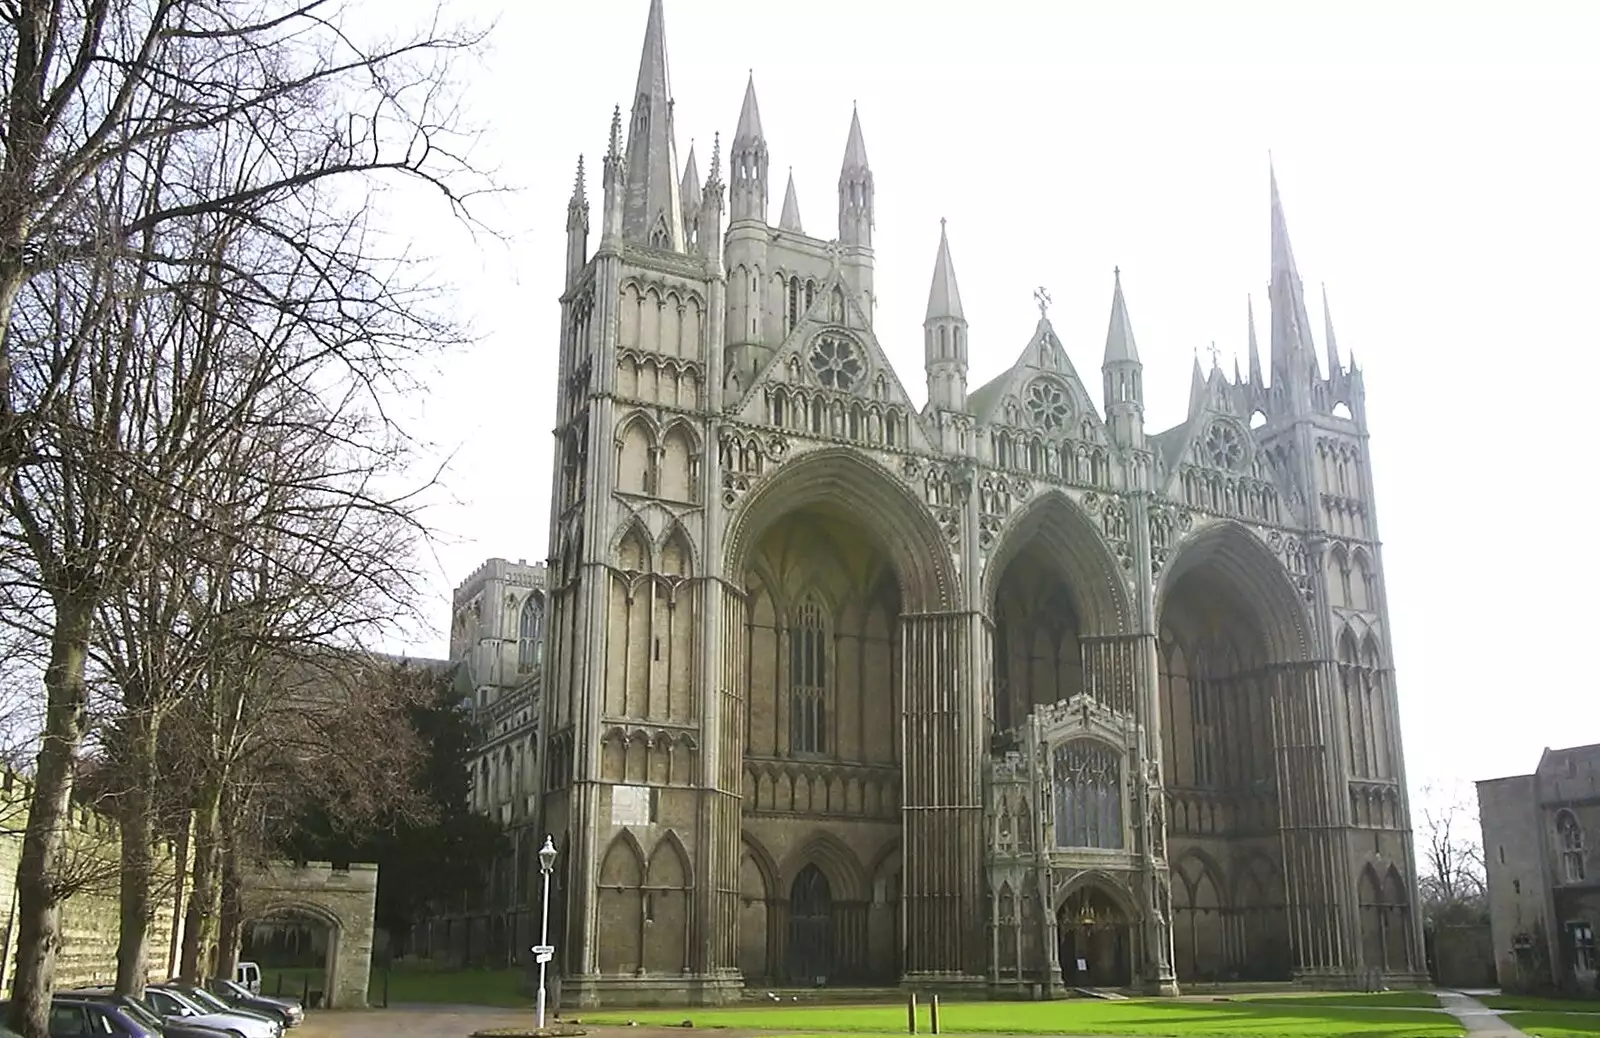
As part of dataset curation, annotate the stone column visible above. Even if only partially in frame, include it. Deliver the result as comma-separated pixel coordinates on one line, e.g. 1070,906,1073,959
900,611,982,981
1270,662,1350,977
698,583,746,986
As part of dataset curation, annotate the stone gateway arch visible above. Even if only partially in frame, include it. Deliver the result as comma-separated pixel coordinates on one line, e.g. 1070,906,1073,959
535,0,1424,1005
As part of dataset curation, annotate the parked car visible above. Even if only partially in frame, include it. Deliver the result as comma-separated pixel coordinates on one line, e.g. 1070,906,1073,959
206,980,303,1028
233,962,261,995
0,996,161,1038
165,982,297,1030
139,986,281,1038
59,989,232,1038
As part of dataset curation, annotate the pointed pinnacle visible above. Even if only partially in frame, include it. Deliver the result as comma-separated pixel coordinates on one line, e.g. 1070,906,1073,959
925,218,964,322
842,106,869,172
607,105,623,158
709,131,722,181
779,169,804,233
1103,268,1138,365
736,72,764,143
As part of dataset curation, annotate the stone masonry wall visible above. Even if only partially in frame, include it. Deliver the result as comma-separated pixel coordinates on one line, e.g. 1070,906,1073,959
0,770,184,993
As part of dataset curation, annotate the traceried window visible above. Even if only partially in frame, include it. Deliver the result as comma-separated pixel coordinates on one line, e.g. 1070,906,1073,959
1571,922,1596,974
518,595,545,673
809,333,863,391
1053,739,1123,849
789,595,828,755
1558,810,1586,883
1203,418,1247,471
1024,378,1073,432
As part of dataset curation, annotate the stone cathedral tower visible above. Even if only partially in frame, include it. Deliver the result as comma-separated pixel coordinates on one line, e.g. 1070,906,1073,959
537,0,1425,1006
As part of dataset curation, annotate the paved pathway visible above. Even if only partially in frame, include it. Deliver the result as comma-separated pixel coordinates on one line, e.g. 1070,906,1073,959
1437,991,1532,1038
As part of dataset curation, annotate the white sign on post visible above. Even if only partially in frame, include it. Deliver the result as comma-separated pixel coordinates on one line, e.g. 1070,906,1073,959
611,784,651,827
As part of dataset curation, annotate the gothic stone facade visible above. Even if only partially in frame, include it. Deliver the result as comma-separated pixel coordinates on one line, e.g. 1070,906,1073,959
536,0,1424,1005
1479,745,1600,994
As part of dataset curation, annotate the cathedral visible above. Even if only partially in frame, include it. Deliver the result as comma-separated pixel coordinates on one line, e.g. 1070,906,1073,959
535,0,1425,1005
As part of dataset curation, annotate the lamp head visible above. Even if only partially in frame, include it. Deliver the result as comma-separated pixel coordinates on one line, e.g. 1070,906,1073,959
539,834,557,873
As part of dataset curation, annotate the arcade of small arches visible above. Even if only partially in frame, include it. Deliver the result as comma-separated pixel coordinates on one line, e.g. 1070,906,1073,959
580,450,1419,989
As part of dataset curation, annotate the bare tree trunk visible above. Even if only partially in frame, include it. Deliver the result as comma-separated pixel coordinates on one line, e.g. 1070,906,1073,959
115,713,160,995
7,595,94,1038
180,777,224,983
216,847,244,985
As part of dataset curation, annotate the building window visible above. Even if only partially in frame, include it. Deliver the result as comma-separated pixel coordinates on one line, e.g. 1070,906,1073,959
788,594,827,756
1052,738,1124,850
1570,922,1596,974
518,595,544,673
1558,810,1586,883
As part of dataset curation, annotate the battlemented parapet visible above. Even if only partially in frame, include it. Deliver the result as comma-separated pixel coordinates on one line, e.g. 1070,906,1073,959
0,768,184,992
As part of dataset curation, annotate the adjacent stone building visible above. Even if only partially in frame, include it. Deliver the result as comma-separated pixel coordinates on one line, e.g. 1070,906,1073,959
534,0,1424,1005
417,557,549,966
1479,745,1600,994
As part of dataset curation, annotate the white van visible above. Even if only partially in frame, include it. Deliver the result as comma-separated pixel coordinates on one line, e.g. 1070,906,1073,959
234,961,262,995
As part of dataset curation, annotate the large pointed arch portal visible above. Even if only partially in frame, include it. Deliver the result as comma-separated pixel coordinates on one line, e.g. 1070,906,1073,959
983,491,1135,736
719,449,979,983
1155,521,1344,981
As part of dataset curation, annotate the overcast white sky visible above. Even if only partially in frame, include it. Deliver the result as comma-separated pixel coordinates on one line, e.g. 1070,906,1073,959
393,0,1600,802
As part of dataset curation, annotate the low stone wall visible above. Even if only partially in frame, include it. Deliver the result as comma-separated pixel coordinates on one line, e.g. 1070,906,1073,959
0,770,378,1006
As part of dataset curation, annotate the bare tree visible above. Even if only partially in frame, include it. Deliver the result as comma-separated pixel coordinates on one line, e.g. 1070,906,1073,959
1416,780,1488,926
0,2,490,1030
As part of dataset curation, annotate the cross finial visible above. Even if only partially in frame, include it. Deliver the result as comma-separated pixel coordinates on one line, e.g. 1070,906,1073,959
1206,341,1222,369
1034,286,1052,319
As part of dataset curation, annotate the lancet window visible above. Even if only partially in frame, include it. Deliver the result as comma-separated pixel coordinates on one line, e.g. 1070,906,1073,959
1558,810,1586,883
1053,739,1123,849
789,594,828,756
518,595,545,673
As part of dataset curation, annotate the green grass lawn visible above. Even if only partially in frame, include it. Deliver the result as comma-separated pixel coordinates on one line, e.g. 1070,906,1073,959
581,1000,1465,1037
1504,1012,1600,1038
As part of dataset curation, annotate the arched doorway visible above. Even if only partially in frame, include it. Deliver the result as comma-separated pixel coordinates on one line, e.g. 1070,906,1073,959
788,865,833,984
241,904,341,1008
1057,885,1132,988
1156,523,1310,981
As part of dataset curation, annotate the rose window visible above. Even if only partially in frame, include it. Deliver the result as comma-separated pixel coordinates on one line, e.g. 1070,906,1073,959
1203,419,1247,471
1025,378,1072,431
809,334,864,390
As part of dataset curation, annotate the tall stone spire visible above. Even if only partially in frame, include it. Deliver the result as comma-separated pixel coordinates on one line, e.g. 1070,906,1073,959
779,169,803,233
730,73,768,224
838,105,874,247
1101,268,1144,450
923,219,967,413
621,0,684,251
1268,162,1320,399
